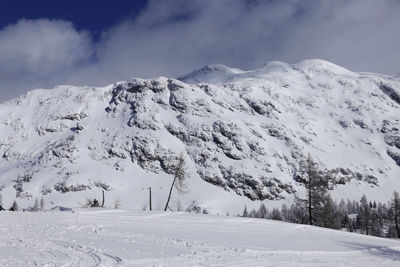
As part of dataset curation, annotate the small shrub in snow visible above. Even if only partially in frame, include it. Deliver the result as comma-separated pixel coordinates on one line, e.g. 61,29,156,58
114,198,121,209
82,198,101,208
186,201,201,213
41,186,52,195
10,200,19,211
90,199,100,207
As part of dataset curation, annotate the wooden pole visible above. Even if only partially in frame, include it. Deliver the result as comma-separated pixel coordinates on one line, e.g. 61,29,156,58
101,190,105,208
148,187,152,211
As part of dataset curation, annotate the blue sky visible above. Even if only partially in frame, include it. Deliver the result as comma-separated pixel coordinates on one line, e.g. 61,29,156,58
0,0,400,101
0,0,147,36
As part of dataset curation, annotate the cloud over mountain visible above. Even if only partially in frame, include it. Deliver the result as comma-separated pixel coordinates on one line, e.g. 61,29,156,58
1,0,400,101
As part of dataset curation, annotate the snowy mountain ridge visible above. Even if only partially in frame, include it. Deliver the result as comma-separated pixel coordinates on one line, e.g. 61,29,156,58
0,59,400,213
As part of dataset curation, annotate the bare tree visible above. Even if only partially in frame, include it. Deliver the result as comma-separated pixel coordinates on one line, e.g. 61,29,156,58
164,153,188,211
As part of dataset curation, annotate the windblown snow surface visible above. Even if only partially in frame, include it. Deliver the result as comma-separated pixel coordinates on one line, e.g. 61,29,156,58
0,59,400,214
1,208,400,266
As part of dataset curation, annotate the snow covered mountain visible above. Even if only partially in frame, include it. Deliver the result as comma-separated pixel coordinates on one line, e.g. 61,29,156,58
0,59,400,213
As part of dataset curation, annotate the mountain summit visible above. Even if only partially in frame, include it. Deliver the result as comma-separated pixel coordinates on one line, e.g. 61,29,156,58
0,60,399,212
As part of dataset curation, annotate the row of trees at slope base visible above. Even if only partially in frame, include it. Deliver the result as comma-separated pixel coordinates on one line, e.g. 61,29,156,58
242,193,400,238
0,196,45,212
242,155,400,238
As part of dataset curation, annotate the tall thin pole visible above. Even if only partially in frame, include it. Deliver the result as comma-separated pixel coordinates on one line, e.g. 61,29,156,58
148,187,152,211
101,190,105,208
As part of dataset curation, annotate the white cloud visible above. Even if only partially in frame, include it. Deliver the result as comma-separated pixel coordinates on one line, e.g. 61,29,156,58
0,19,92,100
1,0,400,101
0,19,92,75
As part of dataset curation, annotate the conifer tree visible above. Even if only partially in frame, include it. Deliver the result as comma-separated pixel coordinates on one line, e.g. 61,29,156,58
40,197,45,211
258,203,268,219
338,199,348,228
389,191,400,238
359,195,371,235
250,209,258,218
242,205,249,217
319,195,337,229
33,198,39,211
280,204,289,221
370,208,382,237
270,208,282,221
295,154,330,225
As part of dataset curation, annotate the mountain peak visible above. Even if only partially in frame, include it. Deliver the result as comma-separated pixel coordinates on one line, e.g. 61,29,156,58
179,59,355,84
178,64,244,84
294,59,353,75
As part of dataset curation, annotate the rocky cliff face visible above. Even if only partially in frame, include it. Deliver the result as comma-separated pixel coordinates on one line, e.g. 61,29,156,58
0,59,399,211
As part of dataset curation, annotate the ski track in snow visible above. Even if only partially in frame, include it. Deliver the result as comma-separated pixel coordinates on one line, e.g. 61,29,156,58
1,209,400,266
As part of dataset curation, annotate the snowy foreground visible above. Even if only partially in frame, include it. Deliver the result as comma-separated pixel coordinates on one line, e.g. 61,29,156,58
1,209,400,266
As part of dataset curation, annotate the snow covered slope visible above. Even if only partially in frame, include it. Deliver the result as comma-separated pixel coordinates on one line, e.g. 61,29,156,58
0,59,400,213
1,209,400,266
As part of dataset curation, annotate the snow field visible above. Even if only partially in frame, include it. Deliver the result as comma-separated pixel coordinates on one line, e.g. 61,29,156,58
0,209,400,266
